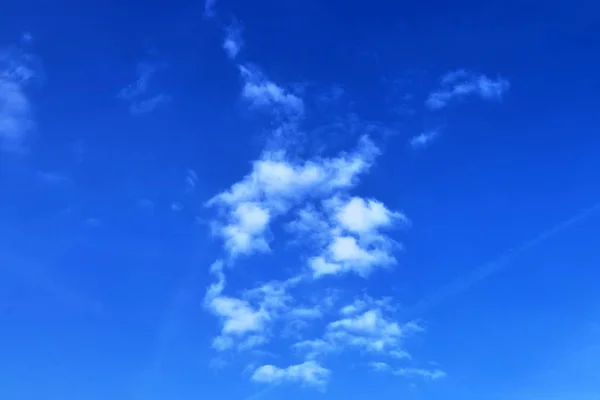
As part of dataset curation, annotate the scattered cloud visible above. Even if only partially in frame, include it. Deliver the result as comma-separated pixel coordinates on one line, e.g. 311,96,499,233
369,361,391,372
118,61,169,115
204,260,299,351
204,0,218,17
84,217,102,227
239,65,304,118
130,93,170,115
206,136,379,258
303,196,409,278
251,361,331,388
0,40,39,151
223,22,243,59
294,300,422,362
409,130,439,149
185,169,198,193
394,367,447,380
37,171,70,184
426,70,509,110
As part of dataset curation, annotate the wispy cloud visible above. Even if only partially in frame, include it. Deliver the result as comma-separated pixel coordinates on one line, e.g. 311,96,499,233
37,171,70,184
204,0,218,17
426,70,509,110
0,39,39,151
408,130,439,149
223,22,243,59
394,367,447,380
294,299,422,362
118,61,169,115
239,65,304,119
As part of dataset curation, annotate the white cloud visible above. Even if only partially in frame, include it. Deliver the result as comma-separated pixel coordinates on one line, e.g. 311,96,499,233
288,305,323,320
305,196,408,278
205,262,299,352
369,361,391,372
207,137,379,258
239,65,304,118
218,202,271,256
394,367,447,380
293,339,336,359
426,70,509,110
251,361,331,388
333,197,407,235
223,23,243,59
409,130,439,149
294,301,421,363
0,43,38,150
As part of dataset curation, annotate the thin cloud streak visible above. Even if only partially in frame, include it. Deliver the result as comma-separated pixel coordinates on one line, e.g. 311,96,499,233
405,200,600,319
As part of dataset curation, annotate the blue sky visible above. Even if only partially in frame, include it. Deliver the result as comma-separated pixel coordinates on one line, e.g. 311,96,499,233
1,0,600,399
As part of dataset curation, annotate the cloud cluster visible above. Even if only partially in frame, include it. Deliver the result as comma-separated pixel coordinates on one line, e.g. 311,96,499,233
0,42,38,150
206,136,379,258
294,297,420,361
426,70,509,110
251,360,331,388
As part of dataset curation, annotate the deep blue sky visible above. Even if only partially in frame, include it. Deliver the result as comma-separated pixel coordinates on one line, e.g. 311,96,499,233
1,1,600,399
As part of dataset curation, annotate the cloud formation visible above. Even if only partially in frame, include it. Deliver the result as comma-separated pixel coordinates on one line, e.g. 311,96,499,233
118,61,169,115
426,70,509,110
0,41,38,150
206,137,379,258
223,22,243,59
251,361,331,388
409,130,439,149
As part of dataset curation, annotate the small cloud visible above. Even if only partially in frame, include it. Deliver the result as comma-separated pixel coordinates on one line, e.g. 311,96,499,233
394,367,447,381
369,361,391,372
238,65,304,118
408,130,439,149
37,171,70,184
138,199,155,213
185,169,198,193
223,22,243,59
171,202,183,212
204,0,217,17
84,217,102,227
118,61,169,115
21,32,33,44
251,361,330,389
129,93,170,115
426,70,509,110
0,41,40,151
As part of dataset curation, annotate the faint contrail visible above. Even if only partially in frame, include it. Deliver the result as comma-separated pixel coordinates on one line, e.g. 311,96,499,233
403,200,600,318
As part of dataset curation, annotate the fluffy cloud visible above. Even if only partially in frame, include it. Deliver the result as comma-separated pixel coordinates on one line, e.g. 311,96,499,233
207,136,379,258
0,43,38,150
304,196,409,278
251,360,331,388
205,261,302,351
294,300,421,362
426,70,509,110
